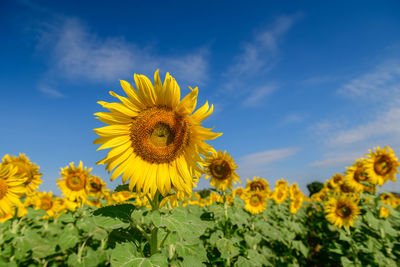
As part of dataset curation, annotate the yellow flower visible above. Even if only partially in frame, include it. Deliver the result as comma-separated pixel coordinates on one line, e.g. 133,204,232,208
32,191,61,218
233,187,245,199
245,177,271,195
111,190,135,204
57,161,90,202
86,175,109,198
273,188,288,204
290,197,303,214
328,173,344,189
204,151,240,191
244,191,267,214
365,146,400,186
379,206,390,218
94,70,221,198
2,154,42,194
57,198,79,212
345,159,372,192
325,196,361,230
0,164,26,217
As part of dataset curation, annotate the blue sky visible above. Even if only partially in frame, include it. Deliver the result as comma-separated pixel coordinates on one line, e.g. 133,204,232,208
1,0,400,195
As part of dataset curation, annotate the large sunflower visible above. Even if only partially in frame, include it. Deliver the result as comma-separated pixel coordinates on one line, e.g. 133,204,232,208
364,146,400,186
0,164,26,217
2,154,42,194
244,191,268,214
94,70,221,198
325,196,361,230
204,150,240,191
57,161,90,202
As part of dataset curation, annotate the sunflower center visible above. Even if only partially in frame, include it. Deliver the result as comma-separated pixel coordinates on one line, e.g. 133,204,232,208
0,179,8,200
66,174,85,191
336,204,352,218
354,168,368,182
40,197,53,211
250,195,262,207
131,106,190,164
333,175,343,184
210,159,231,180
250,182,264,191
90,180,102,192
374,156,392,176
340,183,353,193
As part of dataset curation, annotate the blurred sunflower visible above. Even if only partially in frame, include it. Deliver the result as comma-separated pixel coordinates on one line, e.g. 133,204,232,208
32,191,61,218
379,206,390,218
0,164,26,217
365,146,400,186
94,70,221,198
57,161,90,202
2,154,42,194
233,187,245,198
246,177,270,195
290,197,303,214
325,196,360,230
244,191,267,214
86,175,109,198
345,159,372,192
204,150,240,191
330,173,344,188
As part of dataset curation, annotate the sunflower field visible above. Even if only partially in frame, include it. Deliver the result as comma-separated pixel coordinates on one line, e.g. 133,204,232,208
1,71,400,267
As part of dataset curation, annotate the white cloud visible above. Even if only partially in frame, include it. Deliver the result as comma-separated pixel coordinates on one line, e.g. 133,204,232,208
338,60,400,101
242,84,276,107
309,151,362,167
237,147,300,178
38,86,64,98
280,113,306,125
38,18,209,93
227,13,302,77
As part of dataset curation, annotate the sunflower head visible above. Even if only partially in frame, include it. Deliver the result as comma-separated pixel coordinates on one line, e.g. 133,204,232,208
245,177,270,195
290,197,303,214
233,187,245,198
86,175,109,198
204,151,240,191
365,146,400,186
2,154,42,194
273,187,288,204
57,161,91,202
94,70,221,199
244,191,267,215
0,164,26,217
325,196,361,230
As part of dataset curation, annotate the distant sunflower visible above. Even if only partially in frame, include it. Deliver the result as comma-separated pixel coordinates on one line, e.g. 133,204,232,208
345,159,372,192
204,151,240,191
329,174,344,189
233,187,245,198
246,177,270,194
273,188,288,204
0,164,26,217
32,191,61,218
57,161,90,202
290,197,303,214
244,191,267,214
86,175,109,198
325,196,360,230
2,154,42,194
365,146,400,186
94,70,221,198
379,206,390,218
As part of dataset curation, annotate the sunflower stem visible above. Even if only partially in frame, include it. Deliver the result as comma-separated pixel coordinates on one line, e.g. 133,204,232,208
149,191,162,256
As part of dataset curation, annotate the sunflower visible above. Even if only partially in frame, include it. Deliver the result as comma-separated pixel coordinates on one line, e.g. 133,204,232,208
204,151,240,191
94,70,221,199
244,191,267,214
32,191,61,218
290,197,303,214
289,183,304,200
329,173,344,188
0,164,26,217
57,161,90,202
325,196,361,230
345,159,372,192
365,146,400,186
86,175,109,198
2,154,42,194
233,187,245,199
379,206,390,218
273,187,288,204
245,177,271,195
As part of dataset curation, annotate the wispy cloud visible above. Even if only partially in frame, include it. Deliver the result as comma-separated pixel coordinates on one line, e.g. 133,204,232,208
237,147,300,179
37,18,209,95
227,14,302,77
242,84,276,107
309,151,362,167
338,60,400,101
38,86,65,98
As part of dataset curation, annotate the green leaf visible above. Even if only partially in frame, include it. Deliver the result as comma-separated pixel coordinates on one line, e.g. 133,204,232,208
182,255,206,267
216,238,239,260
114,184,131,192
150,253,168,267
94,215,129,230
291,240,309,258
234,256,253,267
59,224,79,250
93,204,136,223
110,243,143,267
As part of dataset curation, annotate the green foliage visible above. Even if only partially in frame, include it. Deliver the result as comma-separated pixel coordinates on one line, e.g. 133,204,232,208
0,192,399,266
